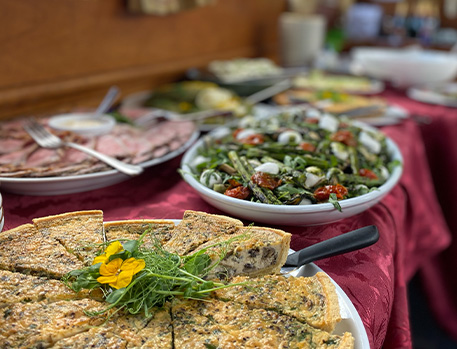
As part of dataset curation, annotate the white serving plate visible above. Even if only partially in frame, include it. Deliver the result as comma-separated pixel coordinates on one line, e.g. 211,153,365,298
407,83,457,108
0,130,199,196
180,122,403,226
354,105,409,127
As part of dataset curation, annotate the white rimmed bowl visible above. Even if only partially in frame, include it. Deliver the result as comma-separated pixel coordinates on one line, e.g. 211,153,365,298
180,122,403,226
48,113,116,136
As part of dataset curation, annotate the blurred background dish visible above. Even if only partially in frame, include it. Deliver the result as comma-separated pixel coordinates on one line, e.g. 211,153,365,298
121,81,250,131
48,113,116,136
407,82,457,107
350,47,457,87
186,62,306,96
269,88,408,126
291,70,385,95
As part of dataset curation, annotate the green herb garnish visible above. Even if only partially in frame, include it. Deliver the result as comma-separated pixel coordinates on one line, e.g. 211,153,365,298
63,227,246,317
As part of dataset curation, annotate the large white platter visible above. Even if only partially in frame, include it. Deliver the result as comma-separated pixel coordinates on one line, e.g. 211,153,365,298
0,131,199,196
180,121,403,226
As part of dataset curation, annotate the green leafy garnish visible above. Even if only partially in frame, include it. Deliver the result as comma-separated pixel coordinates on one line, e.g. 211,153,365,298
63,227,247,317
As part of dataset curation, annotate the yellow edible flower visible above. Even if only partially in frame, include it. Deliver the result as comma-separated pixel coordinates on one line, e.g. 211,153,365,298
92,241,124,265
97,257,145,289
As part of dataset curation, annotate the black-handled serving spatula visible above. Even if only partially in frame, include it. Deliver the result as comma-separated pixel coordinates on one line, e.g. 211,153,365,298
283,225,379,268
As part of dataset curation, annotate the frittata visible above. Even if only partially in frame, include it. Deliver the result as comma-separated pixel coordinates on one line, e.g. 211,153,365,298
0,210,355,348
213,272,341,332
172,298,354,348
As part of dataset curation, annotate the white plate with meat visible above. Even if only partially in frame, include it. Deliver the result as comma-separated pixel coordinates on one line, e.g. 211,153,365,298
0,116,199,195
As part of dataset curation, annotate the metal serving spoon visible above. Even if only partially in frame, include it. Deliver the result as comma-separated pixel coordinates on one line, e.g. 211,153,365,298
282,225,379,273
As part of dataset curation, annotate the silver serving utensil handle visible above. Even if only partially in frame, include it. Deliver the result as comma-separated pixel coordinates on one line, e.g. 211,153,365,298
283,225,379,269
95,86,120,116
244,79,292,105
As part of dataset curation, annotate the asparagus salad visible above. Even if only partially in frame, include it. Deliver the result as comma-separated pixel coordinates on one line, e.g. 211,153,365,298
184,111,400,211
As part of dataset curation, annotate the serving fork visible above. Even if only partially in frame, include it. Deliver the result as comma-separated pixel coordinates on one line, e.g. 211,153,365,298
24,119,143,176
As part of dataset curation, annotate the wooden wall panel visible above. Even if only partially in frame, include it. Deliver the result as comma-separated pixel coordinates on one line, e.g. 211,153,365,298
0,0,286,120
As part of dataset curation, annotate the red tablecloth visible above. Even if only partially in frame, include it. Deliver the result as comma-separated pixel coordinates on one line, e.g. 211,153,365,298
0,98,454,348
383,90,457,342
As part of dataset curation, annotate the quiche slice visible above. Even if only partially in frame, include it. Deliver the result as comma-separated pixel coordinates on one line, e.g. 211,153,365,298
0,223,84,278
52,306,173,349
172,298,354,349
0,298,107,348
0,270,95,306
126,305,173,348
163,210,243,255
213,272,341,332
51,327,128,349
104,219,175,248
33,210,104,265
195,225,291,279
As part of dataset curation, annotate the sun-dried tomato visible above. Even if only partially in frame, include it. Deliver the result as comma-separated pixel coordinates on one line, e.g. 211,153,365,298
299,142,316,152
240,134,265,145
306,118,319,124
330,130,357,147
224,186,250,199
359,168,378,180
314,184,348,202
251,172,282,190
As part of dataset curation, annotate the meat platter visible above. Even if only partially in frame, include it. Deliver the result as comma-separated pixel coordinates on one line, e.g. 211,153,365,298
0,114,199,195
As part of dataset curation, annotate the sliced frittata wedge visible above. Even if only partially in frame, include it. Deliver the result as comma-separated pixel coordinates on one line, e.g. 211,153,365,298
33,210,104,265
0,298,107,348
196,225,291,279
0,270,94,306
213,272,341,332
125,305,173,348
163,210,243,255
52,306,173,349
172,298,354,349
104,219,175,248
51,327,128,349
0,223,84,278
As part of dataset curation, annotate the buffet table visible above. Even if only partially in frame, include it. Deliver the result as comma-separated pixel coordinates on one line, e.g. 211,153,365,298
1,94,455,348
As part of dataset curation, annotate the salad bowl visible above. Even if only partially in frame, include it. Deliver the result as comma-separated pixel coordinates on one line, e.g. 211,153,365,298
180,113,403,226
